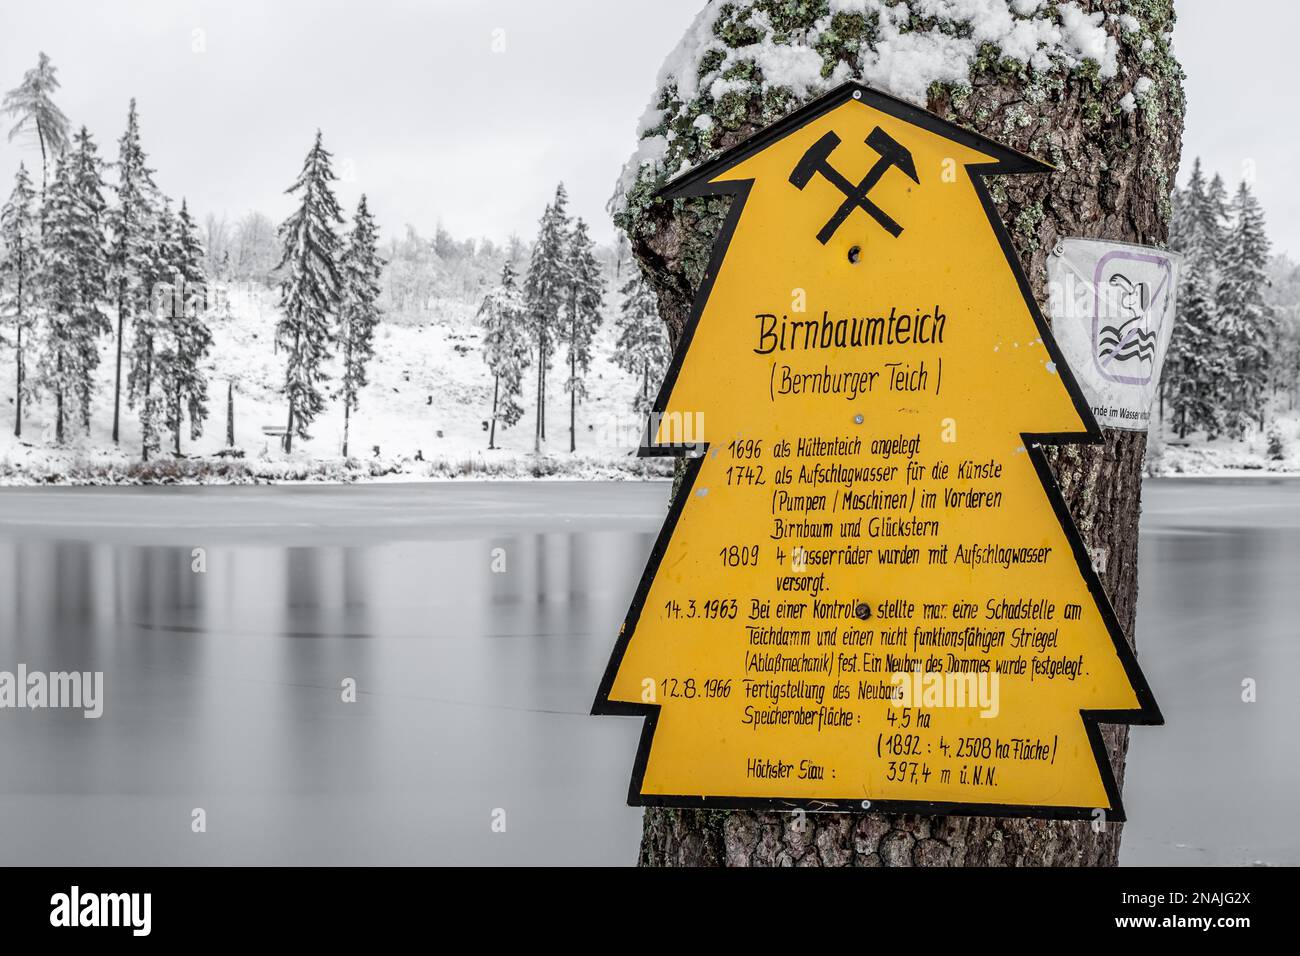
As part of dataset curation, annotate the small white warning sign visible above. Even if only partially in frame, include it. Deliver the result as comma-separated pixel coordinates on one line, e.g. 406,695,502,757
1048,238,1181,431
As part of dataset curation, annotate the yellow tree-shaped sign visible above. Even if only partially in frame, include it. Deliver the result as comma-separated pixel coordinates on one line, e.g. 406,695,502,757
594,84,1161,820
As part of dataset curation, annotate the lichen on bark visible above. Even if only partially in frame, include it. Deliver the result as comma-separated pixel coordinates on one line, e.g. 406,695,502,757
618,0,1184,867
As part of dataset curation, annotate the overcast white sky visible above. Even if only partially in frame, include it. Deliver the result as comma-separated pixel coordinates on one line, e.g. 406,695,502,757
0,1,1293,255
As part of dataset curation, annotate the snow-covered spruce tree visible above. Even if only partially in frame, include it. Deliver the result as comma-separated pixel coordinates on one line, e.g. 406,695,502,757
1199,172,1240,438
613,0,1183,868
68,127,111,434
275,130,343,453
39,156,77,442
128,198,179,460
40,128,109,443
1168,248,1220,437
106,98,160,444
2,52,70,199
337,194,383,459
1204,172,1231,249
1217,182,1274,438
612,268,671,416
478,259,530,449
0,163,40,436
1165,160,1224,439
523,184,571,452
561,217,606,452
163,199,213,454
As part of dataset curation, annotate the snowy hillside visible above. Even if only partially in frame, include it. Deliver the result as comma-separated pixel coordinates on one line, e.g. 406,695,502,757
0,283,672,484
1,273,1295,484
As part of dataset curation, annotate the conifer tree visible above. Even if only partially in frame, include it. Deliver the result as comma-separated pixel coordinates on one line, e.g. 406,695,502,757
561,217,605,452
1169,237,1221,439
275,131,343,452
478,259,530,449
69,127,111,433
523,183,570,452
0,163,40,436
40,128,108,442
2,52,70,198
1166,160,1227,438
1205,173,1231,249
612,269,670,415
337,194,383,458
1167,159,1206,255
128,198,179,460
105,98,159,443
1219,181,1274,436
165,199,213,454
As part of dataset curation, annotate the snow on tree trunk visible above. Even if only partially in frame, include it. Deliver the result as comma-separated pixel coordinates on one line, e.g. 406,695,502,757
616,0,1184,867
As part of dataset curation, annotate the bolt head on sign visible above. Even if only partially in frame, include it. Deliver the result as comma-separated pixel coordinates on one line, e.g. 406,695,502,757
592,84,1160,821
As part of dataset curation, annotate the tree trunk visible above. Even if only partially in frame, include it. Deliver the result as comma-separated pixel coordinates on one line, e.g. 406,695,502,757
55,354,63,445
342,401,351,459
624,1,1183,867
341,341,352,459
534,340,544,454
113,286,125,443
284,329,300,453
226,380,235,448
14,308,22,439
570,349,577,453
37,129,47,206
174,384,182,456
141,347,152,462
489,375,499,450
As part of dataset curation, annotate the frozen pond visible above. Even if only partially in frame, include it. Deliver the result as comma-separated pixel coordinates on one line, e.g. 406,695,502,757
0,478,1294,865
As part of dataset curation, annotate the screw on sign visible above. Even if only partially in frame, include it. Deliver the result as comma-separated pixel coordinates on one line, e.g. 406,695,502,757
592,84,1160,820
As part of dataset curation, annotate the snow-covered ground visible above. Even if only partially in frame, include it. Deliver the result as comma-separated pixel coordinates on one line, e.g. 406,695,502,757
0,283,672,485
0,281,1294,485
1146,401,1300,477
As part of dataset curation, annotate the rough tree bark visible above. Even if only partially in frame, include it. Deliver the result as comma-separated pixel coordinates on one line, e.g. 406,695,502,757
621,0,1184,867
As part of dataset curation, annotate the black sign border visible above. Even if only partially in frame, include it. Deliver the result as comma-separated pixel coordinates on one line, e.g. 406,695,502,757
592,81,1163,823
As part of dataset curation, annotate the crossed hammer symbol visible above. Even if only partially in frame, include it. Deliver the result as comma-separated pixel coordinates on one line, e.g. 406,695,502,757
788,127,919,244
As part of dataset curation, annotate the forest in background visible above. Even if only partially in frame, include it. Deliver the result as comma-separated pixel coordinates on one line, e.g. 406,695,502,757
0,52,670,482
0,50,1297,483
